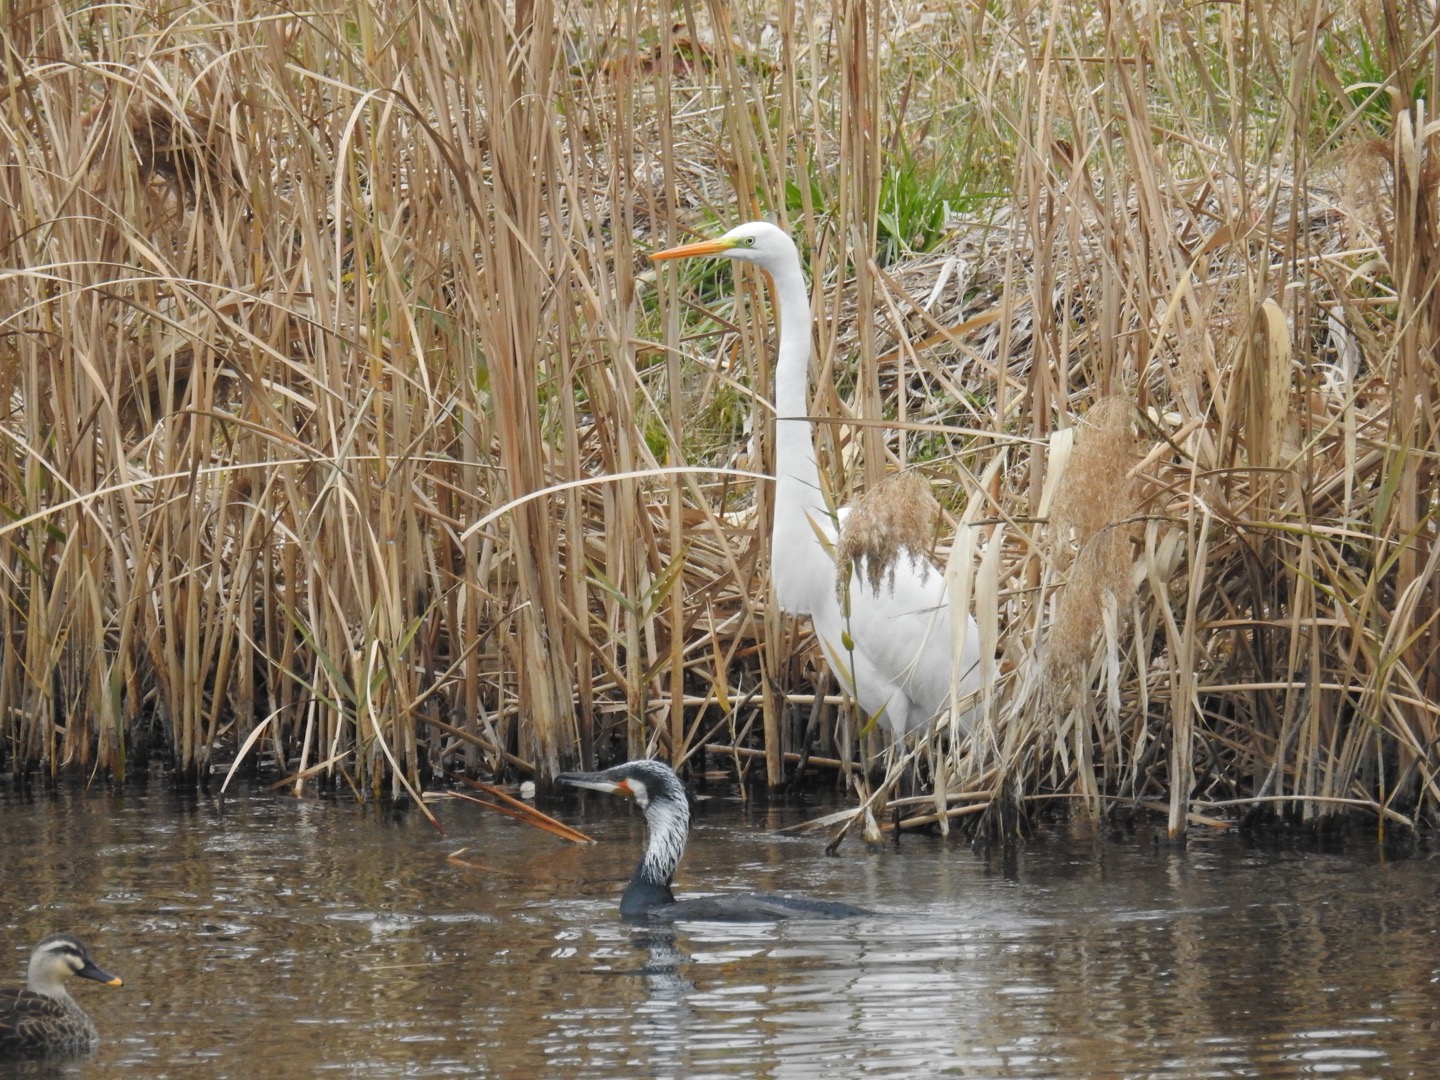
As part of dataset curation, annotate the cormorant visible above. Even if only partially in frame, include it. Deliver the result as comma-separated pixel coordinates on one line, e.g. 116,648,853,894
559,759,871,922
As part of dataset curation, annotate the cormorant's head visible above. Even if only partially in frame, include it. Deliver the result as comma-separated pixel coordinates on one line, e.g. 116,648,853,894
557,758,689,816
559,759,693,913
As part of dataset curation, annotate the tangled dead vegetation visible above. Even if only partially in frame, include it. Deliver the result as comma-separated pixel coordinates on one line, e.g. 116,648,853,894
1,1,1438,841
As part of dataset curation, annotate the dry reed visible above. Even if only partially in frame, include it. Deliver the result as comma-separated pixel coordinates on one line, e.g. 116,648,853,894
1,1,1437,840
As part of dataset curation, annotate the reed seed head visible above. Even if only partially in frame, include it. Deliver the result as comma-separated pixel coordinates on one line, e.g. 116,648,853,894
835,471,942,601
1046,397,1142,696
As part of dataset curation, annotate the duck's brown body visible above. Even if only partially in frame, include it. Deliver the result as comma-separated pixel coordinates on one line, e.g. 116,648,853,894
0,985,101,1057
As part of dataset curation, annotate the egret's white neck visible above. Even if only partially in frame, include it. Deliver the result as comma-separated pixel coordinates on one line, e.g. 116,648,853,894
767,258,814,424
760,248,834,618
765,259,823,504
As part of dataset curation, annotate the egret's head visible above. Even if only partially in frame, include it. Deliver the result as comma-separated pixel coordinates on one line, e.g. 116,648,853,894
650,221,797,272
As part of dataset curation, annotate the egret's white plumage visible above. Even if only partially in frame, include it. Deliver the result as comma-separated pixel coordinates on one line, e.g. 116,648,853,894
652,222,982,739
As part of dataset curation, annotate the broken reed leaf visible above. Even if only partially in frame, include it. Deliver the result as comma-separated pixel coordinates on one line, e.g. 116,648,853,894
445,791,594,845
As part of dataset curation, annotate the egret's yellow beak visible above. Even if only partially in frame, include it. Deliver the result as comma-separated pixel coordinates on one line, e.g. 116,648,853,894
650,237,735,261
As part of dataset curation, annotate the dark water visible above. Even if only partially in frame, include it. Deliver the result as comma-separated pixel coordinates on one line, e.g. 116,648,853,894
1,779,1438,1078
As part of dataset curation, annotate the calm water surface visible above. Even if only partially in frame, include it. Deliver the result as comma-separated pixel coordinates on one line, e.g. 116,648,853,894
1,779,1438,1078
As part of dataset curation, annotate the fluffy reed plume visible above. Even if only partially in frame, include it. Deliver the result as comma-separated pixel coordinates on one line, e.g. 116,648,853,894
834,472,942,600
1044,398,1140,698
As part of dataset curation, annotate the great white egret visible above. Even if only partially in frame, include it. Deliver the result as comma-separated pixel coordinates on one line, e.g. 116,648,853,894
651,222,981,741
559,759,869,920
0,934,123,1059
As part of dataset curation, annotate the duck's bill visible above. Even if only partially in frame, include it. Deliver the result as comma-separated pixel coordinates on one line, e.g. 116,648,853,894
650,238,733,261
79,961,123,987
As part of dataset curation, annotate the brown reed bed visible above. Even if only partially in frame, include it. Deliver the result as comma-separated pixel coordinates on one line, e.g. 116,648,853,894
1,1,1437,839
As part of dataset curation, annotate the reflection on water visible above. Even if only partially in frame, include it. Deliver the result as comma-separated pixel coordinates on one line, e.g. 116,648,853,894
1,780,1438,1077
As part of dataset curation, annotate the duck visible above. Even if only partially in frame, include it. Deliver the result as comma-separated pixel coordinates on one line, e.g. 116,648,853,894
0,933,123,1059
559,758,870,921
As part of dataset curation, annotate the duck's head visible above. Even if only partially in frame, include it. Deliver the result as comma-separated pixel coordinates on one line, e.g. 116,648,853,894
27,935,123,999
